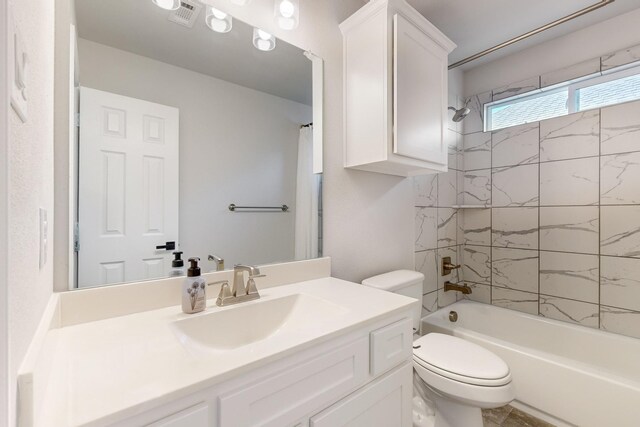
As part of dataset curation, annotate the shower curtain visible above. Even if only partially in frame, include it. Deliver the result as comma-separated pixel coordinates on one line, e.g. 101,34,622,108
294,126,320,260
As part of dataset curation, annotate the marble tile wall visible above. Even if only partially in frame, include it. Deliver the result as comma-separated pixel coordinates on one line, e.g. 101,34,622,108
456,43,640,340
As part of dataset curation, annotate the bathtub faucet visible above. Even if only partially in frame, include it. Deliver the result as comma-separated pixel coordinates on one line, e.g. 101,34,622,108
444,281,472,295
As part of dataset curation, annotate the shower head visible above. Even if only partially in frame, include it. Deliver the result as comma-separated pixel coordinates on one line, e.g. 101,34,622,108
448,106,471,122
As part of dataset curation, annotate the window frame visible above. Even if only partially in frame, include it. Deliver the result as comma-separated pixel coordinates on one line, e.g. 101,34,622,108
484,61,640,132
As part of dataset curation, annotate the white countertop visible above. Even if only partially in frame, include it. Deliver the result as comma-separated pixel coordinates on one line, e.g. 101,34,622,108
37,277,417,426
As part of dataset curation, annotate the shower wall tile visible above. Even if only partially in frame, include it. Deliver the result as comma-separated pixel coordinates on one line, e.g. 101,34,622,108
462,208,492,246
437,170,458,207
492,123,539,167
601,256,640,312
601,100,640,155
492,287,538,315
415,207,437,251
492,207,539,249
437,208,458,248
415,249,438,294
539,110,600,162
600,306,640,339
540,58,601,88
601,44,640,71
540,207,599,254
458,283,491,304
462,245,491,285
491,247,538,293
463,91,493,135
492,76,540,101
600,152,640,205
414,174,437,207
463,169,491,205
422,291,438,317
463,132,492,171
539,296,599,328
539,251,599,303
601,206,640,258
540,157,599,206
492,164,539,207
438,287,458,308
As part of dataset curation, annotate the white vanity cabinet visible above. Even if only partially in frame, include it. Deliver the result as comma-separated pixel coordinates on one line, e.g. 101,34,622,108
340,0,456,177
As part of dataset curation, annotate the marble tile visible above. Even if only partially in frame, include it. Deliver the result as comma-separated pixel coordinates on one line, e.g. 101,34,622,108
414,174,437,207
601,152,640,205
456,170,465,206
601,256,640,312
539,296,599,328
539,251,599,303
600,305,640,339
492,164,539,207
540,207,599,254
445,128,461,152
438,246,460,289
541,58,601,88
438,286,458,308
540,157,599,206
601,44,640,71
415,207,437,251
422,291,438,317
462,245,491,285
415,249,438,294
482,405,513,425
601,206,640,257
463,132,492,171
492,207,538,249
501,407,556,427
463,91,493,135
448,147,462,171
601,100,640,155
539,110,600,162
462,208,491,246
492,247,538,293
437,170,457,207
437,208,457,247
492,287,538,315
492,123,539,167
492,76,540,101
458,282,491,304
463,169,491,205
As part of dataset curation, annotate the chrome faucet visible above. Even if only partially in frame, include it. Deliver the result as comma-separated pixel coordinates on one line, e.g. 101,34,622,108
208,254,225,271
211,264,265,307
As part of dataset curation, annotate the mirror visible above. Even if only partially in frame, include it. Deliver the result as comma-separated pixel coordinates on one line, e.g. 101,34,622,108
63,0,322,289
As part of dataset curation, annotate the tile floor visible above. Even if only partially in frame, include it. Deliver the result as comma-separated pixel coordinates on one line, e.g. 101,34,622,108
482,405,555,427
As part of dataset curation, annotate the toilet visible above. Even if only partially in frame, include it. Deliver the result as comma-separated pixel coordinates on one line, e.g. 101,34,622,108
362,270,515,427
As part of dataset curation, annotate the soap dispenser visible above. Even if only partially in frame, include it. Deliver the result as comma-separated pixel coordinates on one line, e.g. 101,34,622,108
183,257,207,314
169,251,185,277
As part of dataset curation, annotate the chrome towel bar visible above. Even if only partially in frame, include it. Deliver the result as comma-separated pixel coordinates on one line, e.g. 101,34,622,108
228,204,289,212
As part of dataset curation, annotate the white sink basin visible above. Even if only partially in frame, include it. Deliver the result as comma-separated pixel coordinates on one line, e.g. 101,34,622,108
171,293,348,352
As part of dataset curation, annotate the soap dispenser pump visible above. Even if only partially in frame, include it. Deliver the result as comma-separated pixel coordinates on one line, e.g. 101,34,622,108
182,257,207,314
169,251,185,277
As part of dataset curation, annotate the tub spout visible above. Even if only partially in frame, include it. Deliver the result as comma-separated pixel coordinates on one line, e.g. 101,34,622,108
444,281,472,295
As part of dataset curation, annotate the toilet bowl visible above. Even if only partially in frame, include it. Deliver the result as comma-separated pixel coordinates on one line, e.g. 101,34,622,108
362,271,515,427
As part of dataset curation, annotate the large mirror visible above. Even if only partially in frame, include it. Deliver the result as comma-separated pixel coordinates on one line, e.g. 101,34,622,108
62,0,322,289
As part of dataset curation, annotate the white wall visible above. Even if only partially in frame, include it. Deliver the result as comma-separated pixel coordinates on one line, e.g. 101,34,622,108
77,39,312,274
464,7,640,96
1,0,9,424
6,0,56,424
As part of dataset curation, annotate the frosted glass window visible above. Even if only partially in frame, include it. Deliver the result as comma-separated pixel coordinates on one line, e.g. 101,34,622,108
577,73,640,110
488,89,568,131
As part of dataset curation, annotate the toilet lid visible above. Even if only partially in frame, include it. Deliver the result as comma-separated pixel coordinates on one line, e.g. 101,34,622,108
413,333,511,386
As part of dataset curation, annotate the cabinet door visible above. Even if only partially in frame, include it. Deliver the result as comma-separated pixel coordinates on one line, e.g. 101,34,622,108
146,403,209,427
393,13,447,166
309,363,413,427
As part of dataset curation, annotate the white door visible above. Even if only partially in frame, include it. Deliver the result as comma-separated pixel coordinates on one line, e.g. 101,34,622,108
78,87,179,288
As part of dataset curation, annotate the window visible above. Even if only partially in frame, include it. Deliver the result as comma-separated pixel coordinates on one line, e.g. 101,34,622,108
485,62,640,132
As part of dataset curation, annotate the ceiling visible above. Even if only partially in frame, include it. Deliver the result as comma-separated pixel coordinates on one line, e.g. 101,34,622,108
406,0,640,69
75,0,312,105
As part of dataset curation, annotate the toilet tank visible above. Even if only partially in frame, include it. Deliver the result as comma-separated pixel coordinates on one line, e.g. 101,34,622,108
362,270,424,332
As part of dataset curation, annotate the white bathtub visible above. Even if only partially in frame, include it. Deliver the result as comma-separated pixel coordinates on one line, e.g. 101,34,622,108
421,300,640,427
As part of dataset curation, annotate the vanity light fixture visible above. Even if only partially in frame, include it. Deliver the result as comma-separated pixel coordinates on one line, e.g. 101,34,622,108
152,0,181,11
274,0,299,30
206,6,233,33
253,28,276,51
229,0,252,5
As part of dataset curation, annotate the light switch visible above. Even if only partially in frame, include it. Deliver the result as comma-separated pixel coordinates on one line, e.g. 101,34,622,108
9,7,28,122
39,208,48,269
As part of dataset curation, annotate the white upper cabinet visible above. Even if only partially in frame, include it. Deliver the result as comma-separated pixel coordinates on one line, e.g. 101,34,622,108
340,0,456,177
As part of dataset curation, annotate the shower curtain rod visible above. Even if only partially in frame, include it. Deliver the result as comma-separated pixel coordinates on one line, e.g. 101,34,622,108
448,0,615,70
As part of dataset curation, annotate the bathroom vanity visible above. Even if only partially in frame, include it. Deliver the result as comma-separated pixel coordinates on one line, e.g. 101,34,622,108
19,259,418,427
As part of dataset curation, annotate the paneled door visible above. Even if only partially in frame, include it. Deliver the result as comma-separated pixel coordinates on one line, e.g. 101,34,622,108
78,87,179,288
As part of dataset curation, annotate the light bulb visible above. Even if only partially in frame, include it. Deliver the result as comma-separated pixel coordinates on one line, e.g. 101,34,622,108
253,28,276,51
206,6,233,33
152,0,181,10
274,0,299,30
257,29,271,40
279,0,295,18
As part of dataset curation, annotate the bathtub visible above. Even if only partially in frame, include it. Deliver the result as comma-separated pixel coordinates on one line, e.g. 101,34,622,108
421,300,640,427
